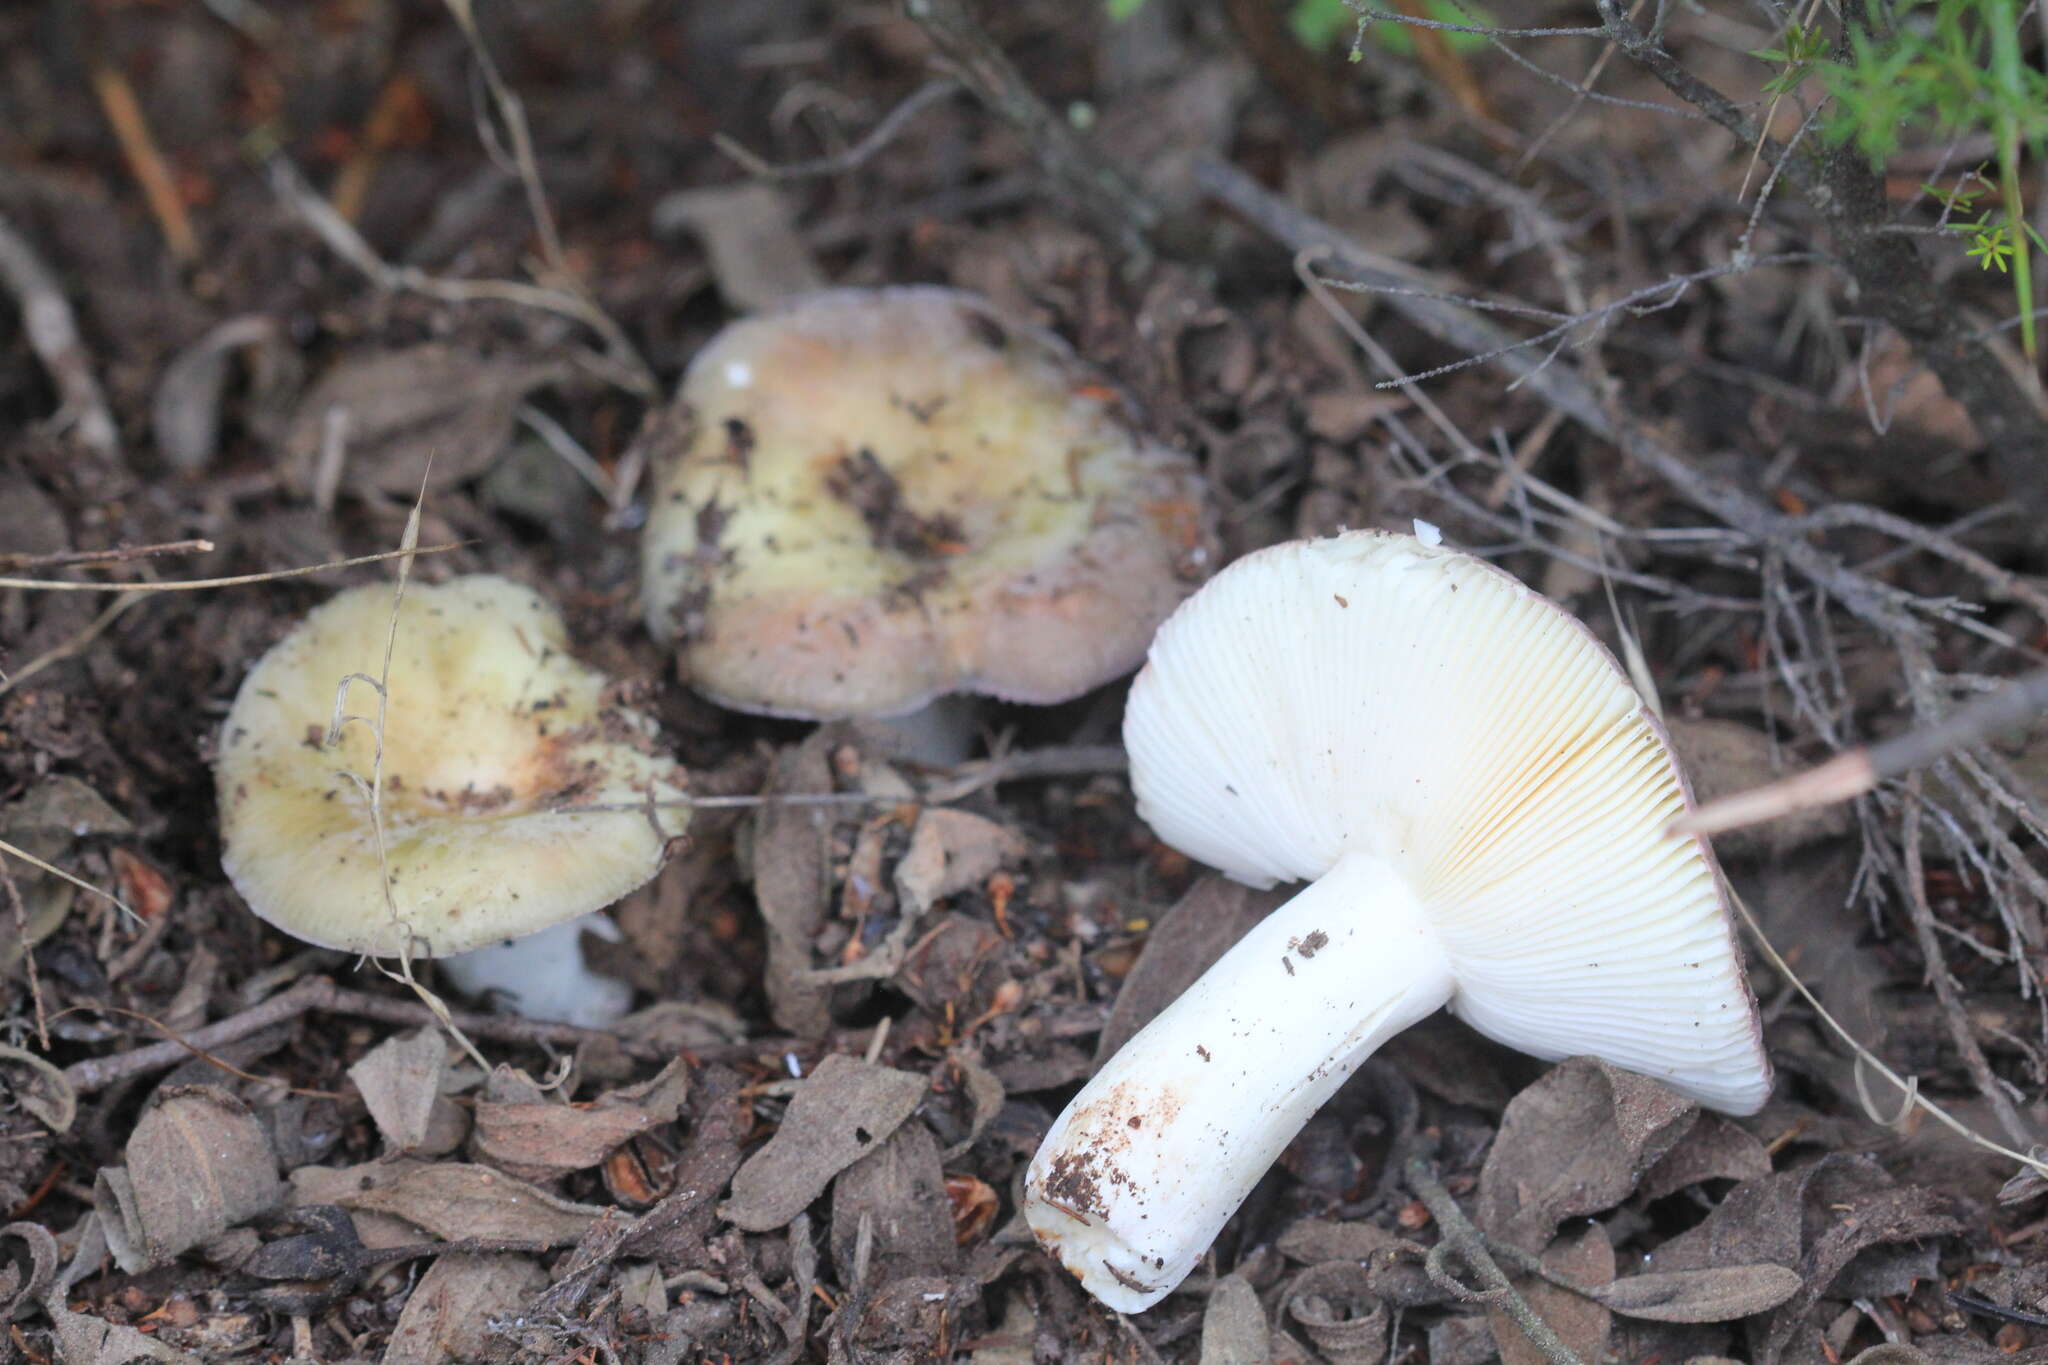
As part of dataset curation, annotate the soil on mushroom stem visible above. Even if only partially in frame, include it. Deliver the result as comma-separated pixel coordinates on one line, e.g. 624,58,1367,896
2,0,2041,1360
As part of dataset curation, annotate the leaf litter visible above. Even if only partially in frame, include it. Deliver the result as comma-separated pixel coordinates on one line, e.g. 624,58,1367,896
4,0,2048,1360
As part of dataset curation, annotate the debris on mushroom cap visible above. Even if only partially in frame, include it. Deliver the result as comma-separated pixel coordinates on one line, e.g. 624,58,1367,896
215,575,689,958
640,285,1216,719
1127,529,1768,1111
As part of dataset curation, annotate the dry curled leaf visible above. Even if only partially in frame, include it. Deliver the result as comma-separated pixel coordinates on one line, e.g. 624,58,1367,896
724,1054,928,1232
95,1085,282,1271
349,1030,448,1155
830,1119,954,1282
1491,1222,1613,1365
1590,1263,1804,1322
894,808,1027,918
49,1300,200,1364
654,182,825,313
0,1044,76,1132
1477,1057,1697,1253
381,1253,547,1365
472,1056,689,1182
1200,1272,1270,1365
282,345,568,497
1284,1261,1389,1365
751,733,837,1035
1,1221,57,1323
322,1160,607,1247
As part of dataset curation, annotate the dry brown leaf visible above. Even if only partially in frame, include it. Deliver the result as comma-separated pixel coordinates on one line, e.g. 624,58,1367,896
724,1054,928,1232
380,1253,547,1365
1199,1272,1271,1365
1590,1263,1804,1322
830,1118,954,1282
49,1301,199,1364
1477,1058,1697,1253
1638,1112,1773,1203
324,1160,607,1246
1275,1218,1407,1265
752,733,838,1035
894,808,1027,917
654,182,825,313
349,1029,448,1155
1491,1222,1613,1365
1,1222,57,1324
95,1085,282,1271
282,345,568,497
0,1045,76,1132
1283,1261,1389,1365
472,1056,689,1182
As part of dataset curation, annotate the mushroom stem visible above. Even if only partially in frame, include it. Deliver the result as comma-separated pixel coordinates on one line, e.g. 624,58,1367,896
437,913,633,1028
1023,851,1454,1313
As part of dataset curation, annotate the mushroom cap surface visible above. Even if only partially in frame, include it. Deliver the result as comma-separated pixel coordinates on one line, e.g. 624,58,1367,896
1124,530,1770,1112
217,575,689,957
641,286,1214,719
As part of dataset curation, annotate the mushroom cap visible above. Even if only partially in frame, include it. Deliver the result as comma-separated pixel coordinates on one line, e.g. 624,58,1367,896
641,286,1214,719
1124,530,1770,1112
216,575,689,958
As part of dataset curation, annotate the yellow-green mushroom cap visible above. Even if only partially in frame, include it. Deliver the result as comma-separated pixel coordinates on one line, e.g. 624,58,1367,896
216,575,689,958
641,286,1216,719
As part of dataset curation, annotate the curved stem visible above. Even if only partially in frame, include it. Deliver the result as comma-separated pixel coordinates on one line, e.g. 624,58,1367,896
1024,852,1454,1312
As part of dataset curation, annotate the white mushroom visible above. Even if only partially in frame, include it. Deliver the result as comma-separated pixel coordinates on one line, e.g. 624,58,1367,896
1023,530,1770,1313
215,576,688,1022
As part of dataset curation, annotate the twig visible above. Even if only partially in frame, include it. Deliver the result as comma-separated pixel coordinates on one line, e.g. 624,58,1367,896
0,213,121,462
0,542,464,593
1731,886,2048,1177
553,743,1130,815
1406,1155,1585,1365
1593,0,2048,533
1675,666,2048,837
0,540,213,573
716,79,962,181
0,591,146,701
265,157,655,397
2,858,48,1051
60,975,641,1094
88,64,199,265
1902,775,2034,1146
900,0,1160,262
441,0,565,275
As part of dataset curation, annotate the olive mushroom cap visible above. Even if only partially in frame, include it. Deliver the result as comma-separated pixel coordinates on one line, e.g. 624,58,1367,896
1023,529,1770,1314
641,285,1214,719
216,575,689,958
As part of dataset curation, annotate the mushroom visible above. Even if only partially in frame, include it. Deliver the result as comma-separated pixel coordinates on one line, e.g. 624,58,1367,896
1022,529,1771,1313
216,575,688,1024
640,286,1213,753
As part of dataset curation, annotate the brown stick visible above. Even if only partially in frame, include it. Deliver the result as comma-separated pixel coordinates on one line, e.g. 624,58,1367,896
1901,775,2034,1147
0,213,121,463
0,540,214,573
901,0,1160,263
62,976,638,1094
1675,666,2048,837
89,64,199,265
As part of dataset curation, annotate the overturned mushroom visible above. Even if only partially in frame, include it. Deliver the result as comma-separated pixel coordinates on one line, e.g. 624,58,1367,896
1023,530,1770,1313
641,286,1214,736
215,576,688,1024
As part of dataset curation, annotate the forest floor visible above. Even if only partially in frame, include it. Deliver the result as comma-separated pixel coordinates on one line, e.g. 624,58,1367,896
4,2,2048,1362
